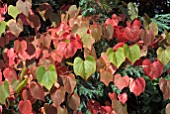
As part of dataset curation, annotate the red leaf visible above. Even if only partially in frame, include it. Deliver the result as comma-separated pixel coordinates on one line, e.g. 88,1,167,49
18,100,33,114
101,106,113,113
124,19,141,42
3,68,17,83
113,42,125,51
114,74,129,91
62,73,76,94
3,48,17,67
129,77,146,96
57,106,68,114
108,92,117,100
67,93,80,111
0,69,2,83
142,59,164,80
104,14,120,27
50,86,65,107
166,103,170,114
118,93,128,104
29,81,45,101
114,26,127,42
0,3,7,22
87,100,101,114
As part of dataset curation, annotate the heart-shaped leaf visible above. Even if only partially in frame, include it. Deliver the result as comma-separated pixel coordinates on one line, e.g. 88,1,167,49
157,46,170,66
67,93,80,111
18,100,32,114
142,59,164,80
36,64,57,90
16,0,32,17
0,21,6,37
7,19,23,37
100,68,113,86
129,77,145,96
114,74,129,91
8,5,19,19
29,81,45,101
118,93,128,104
50,86,65,107
62,73,76,94
106,47,125,68
73,55,96,80
159,78,170,100
0,80,10,104
124,44,141,64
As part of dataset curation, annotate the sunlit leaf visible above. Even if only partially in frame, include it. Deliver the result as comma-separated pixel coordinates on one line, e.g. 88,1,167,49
73,56,96,80
106,47,125,68
127,2,138,20
8,5,19,19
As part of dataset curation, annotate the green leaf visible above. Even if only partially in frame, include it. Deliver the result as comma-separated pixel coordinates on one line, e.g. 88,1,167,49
0,80,10,104
12,78,28,94
124,44,141,64
8,5,19,19
73,56,96,80
157,46,170,66
127,2,138,21
0,21,6,37
76,27,95,50
106,47,125,68
36,65,57,90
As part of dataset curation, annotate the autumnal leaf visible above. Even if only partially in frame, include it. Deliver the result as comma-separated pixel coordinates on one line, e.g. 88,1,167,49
112,99,128,114
62,73,76,94
124,44,141,64
0,105,2,113
106,47,125,68
50,86,65,107
166,103,170,114
36,64,57,90
104,14,120,27
0,80,10,104
18,100,32,114
147,22,158,36
7,19,23,37
29,81,45,101
140,29,155,46
100,68,113,86
124,19,141,42
84,46,97,59
16,0,32,17
76,27,95,50
157,46,170,66
73,56,96,80
102,24,114,40
43,104,57,114
90,24,102,42
67,93,80,111
36,3,53,21
21,89,36,103
114,74,129,91
118,93,128,104
8,5,19,19
159,78,170,100
57,106,68,114
27,13,41,33
0,3,7,22
129,77,145,96
68,5,79,18
3,67,17,83
142,59,164,80
0,21,6,37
